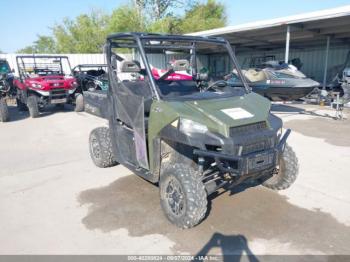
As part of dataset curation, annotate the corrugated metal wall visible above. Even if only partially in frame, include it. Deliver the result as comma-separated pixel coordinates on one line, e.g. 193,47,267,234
2,45,349,82
236,45,350,82
0,54,106,76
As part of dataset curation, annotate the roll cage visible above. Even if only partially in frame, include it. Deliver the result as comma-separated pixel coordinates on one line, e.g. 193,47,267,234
16,55,72,80
72,64,108,73
105,33,251,101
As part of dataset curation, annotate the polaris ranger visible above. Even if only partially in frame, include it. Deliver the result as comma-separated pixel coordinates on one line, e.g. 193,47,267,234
88,33,299,228
0,58,15,122
13,55,81,117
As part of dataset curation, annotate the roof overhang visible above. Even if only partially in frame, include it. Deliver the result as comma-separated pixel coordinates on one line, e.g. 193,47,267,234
189,5,350,52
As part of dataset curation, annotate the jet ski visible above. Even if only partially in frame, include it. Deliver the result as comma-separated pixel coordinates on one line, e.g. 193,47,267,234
227,61,320,101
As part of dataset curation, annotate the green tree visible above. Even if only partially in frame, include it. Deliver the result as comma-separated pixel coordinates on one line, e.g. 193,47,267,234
177,0,226,33
107,5,145,33
53,10,109,53
147,16,181,34
146,0,225,34
16,0,227,53
17,35,56,54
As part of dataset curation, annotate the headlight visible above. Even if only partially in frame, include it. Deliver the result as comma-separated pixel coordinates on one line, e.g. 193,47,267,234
179,119,208,134
31,83,42,89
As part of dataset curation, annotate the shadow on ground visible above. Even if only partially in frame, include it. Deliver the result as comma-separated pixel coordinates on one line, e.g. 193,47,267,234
271,104,305,114
284,117,350,147
5,104,75,122
6,106,28,122
271,103,343,119
78,175,350,255
195,233,259,262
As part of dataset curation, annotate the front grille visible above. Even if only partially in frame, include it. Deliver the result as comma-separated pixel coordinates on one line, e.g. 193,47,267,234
50,88,67,99
49,83,64,87
51,88,66,95
241,138,272,155
230,121,267,137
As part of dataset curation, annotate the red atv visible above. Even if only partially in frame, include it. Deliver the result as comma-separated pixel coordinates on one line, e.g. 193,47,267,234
13,55,83,117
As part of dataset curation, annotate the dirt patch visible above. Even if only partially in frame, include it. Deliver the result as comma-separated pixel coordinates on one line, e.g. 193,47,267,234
284,117,350,147
78,175,350,255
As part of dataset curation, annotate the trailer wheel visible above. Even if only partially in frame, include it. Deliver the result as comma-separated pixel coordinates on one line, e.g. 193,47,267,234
89,127,118,168
27,95,39,118
160,163,207,229
75,93,84,112
261,144,299,190
0,98,9,122
16,98,28,111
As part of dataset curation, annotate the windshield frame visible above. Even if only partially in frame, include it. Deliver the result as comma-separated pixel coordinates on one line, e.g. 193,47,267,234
16,55,72,80
106,33,250,101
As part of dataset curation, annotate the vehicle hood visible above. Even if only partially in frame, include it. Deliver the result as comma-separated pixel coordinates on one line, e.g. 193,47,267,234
27,75,66,82
166,92,271,137
25,75,77,91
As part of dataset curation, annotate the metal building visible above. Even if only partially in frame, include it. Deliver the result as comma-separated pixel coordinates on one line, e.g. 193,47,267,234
0,53,106,76
190,5,350,88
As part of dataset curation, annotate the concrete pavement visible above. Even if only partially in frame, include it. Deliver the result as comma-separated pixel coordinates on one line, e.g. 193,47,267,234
0,104,349,255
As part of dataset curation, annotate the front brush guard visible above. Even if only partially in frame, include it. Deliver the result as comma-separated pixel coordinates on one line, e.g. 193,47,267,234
194,129,291,175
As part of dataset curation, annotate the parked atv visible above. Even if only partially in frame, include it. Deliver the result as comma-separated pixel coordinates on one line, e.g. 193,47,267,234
87,33,299,228
0,59,15,122
72,64,109,92
13,55,81,117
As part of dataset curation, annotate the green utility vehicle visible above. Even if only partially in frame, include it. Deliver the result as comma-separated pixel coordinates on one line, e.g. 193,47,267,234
88,33,298,228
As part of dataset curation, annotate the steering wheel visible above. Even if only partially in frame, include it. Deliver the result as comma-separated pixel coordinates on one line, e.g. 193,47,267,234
202,80,228,92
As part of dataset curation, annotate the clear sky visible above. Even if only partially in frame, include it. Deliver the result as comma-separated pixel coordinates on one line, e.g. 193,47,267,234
1,0,350,53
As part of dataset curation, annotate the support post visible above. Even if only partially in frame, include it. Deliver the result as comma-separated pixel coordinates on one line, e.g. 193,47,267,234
322,36,331,90
284,25,290,63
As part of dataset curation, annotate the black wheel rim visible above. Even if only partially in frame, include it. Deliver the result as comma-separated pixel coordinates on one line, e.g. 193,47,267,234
165,177,185,217
90,136,101,160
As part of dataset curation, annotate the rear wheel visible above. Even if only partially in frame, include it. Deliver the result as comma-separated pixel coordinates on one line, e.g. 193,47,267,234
160,163,207,229
27,95,39,118
75,93,84,112
89,127,118,168
261,144,298,190
0,98,9,122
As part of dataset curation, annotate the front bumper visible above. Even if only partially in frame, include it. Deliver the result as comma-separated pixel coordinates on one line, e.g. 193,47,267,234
194,129,291,176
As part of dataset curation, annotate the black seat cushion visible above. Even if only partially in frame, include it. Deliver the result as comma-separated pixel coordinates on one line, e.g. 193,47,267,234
157,80,197,97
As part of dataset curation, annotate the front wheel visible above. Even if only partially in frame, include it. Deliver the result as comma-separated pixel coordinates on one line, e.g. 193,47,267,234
160,163,208,229
261,144,299,190
27,95,39,118
0,98,9,122
89,127,118,168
